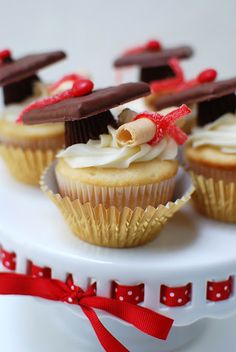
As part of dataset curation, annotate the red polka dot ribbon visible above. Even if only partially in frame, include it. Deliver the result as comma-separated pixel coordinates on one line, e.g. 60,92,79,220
0,248,16,271
112,282,144,304
161,283,192,307
0,272,173,352
207,277,233,301
27,261,51,279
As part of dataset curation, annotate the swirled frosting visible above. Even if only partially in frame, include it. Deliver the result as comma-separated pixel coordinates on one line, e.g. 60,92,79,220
189,113,236,153
57,125,178,169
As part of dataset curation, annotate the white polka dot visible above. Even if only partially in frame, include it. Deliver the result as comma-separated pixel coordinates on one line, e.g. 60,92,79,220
5,261,10,267
135,296,139,301
115,288,118,293
128,290,133,296
32,274,37,278
67,297,73,303
162,296,167,301
185,290,188,295
38,272,43,277
178,298,183,304
2,253,5,258
224,286,228,291
216,293,221,298
169,292,175,297
209,286,213,291
119,296,124,301
71,285,75,291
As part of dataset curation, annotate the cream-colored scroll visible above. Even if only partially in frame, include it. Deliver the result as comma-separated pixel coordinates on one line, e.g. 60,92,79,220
116,118,156,147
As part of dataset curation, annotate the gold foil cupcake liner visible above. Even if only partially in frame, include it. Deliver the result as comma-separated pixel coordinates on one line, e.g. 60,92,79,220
55,171,176,210
190,171,236,222
0,133,64,150
188,161,236,183
41,162,194,248
0,144,57,186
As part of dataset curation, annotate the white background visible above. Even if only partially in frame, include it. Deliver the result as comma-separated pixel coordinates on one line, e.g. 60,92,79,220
1,0,236,351
1,0,236,87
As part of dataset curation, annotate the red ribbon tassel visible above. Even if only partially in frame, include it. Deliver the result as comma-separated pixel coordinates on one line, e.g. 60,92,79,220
123,39,162,56
151,66,217,94
175,68,217,92
48,73,86,93
150,58,185,93
0,49,11,63
0,272,173,352
16,78,94,123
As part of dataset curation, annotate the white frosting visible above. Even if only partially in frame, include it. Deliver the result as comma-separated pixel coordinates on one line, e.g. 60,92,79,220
57,126,178,169
189,113,236,153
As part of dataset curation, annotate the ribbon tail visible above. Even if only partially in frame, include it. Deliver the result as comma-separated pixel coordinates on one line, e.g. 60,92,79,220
83,296,173,341
81,306,129,352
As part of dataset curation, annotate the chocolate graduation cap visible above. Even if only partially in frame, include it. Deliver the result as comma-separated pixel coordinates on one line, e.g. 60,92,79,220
0,49,66,105
113,40,193,84
155,77,236,126
22,82,150,147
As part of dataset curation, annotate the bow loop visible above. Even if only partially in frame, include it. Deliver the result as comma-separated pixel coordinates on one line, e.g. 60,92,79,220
0,272,173,352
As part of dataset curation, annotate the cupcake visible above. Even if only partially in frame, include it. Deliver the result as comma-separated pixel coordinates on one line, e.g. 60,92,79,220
22,81,193,248
113,40,193,110
183,77,236,222
55,128,179,209
0,49,66,185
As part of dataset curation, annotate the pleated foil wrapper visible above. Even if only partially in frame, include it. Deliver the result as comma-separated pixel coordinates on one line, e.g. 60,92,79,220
190,170,236,223
41,161,194,248
55,171,176,210
0,145,58,186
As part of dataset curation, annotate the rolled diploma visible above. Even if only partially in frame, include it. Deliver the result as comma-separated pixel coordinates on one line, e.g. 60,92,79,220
116,118,156,147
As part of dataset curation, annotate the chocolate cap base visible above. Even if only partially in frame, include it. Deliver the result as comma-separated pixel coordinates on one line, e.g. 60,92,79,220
3,74,39,105
65,110,118,147
140,65,175,83
198,93,236,126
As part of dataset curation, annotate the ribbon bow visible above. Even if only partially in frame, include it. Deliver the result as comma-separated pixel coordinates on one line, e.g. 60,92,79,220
0,272,173,352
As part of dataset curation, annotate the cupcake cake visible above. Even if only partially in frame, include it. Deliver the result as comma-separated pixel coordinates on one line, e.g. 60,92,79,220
22,81,193,248
0,49,66,185
113,40,193,110
183,77,236,222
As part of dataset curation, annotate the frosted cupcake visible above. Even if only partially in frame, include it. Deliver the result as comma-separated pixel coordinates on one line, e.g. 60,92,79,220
56,125,179,209
183,77,236,222
22,81,193,247
0,50,65,185
0,49,66,185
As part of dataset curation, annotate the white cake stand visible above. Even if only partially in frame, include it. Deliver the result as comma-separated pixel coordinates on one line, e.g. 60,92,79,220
0,158,236,352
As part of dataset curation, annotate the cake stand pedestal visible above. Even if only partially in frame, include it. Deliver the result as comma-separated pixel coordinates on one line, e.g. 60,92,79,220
0,159,236,351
